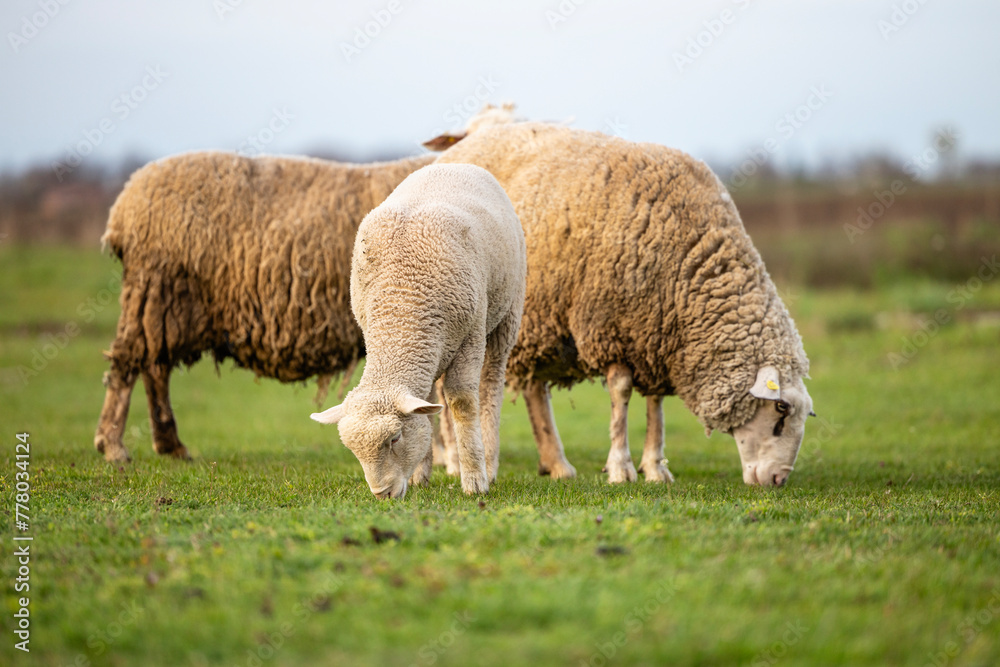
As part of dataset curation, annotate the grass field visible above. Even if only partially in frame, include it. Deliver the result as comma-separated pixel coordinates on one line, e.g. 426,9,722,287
2,244,1000,666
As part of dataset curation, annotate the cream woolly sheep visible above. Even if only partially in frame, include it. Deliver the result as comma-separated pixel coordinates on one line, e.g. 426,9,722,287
429,121,815,487
94,150,435,463
311,163,526,499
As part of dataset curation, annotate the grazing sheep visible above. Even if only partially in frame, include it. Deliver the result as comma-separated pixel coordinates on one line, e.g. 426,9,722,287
94,150,435,463
427,121,814,486
94,104,529,465
310,163,526,499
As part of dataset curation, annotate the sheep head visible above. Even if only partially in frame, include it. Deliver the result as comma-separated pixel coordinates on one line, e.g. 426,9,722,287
311,389,443,499
731,366,815,487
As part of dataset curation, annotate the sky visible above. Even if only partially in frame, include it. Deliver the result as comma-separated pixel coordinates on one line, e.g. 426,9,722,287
1,0,998,176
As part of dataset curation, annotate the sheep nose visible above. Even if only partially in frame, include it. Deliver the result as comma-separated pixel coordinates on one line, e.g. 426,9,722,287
772,471,789,487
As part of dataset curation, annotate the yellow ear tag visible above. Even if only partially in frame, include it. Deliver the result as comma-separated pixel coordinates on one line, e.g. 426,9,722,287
766,380,779,391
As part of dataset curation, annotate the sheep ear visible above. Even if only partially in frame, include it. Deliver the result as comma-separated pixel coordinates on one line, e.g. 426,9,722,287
749,366,781,401
310,404,345,424
397,394,444,416
422,131,468,151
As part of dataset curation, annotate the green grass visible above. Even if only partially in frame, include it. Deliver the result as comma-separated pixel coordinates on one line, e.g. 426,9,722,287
2,244,1000,666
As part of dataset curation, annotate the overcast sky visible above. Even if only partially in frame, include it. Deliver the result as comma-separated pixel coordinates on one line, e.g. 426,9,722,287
1,0,998,175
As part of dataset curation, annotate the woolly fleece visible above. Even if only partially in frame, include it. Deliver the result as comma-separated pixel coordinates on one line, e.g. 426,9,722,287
434,122,809,434
325,163,526,495
102,151,434,382
95,150,433,460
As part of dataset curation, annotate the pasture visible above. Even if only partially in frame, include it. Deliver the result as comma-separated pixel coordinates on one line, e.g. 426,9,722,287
2,243,999,666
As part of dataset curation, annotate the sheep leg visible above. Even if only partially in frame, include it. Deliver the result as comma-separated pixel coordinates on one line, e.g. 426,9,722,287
140,363,191,460
441,398,460,475
603,363,637,483
94,369,137,463
431,376,461,476
443,337,489,495
524,380,577,479
479,308,518,484
430,377,446,465
638,395,675,483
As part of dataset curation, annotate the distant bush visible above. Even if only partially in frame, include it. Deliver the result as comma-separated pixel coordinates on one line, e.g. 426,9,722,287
1,159,997,288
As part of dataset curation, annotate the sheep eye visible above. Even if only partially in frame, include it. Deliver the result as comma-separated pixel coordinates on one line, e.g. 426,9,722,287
388,432,401,448
776,401,790,415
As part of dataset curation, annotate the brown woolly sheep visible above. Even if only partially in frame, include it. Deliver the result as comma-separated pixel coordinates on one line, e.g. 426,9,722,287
428,121,814,487
94,151,434,462
94,104,527,464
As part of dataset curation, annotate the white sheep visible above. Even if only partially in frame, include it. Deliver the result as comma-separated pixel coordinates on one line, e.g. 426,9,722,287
310,163,526,498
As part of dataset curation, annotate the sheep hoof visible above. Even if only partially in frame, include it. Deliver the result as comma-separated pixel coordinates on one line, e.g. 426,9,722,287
95,434,131,463
155,443,191,461
605,460,638,484
170,447,192,461
539,460,577,479
460,470,490,495
640,460,675,483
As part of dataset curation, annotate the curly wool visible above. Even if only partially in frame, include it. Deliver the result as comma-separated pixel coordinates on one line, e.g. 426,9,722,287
101,150,434,387
351,163,526,397
434,123,808,433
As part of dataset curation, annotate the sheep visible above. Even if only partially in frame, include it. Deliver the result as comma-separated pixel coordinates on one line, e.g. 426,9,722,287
426,120,815,487
93,150,436,463
310,163,526,499
93,105,527,464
